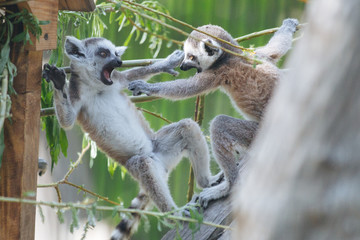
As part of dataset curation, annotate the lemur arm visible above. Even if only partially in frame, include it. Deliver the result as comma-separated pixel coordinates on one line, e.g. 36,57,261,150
255,18,299,63
53,85,78,129
129,71,219,100
42,64,78,129
112,50,185,82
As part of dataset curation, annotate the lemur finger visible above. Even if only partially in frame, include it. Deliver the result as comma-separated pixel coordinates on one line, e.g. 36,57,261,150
167,69,179,76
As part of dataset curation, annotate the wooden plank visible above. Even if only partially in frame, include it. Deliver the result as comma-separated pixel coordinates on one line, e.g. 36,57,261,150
18,0,59,51
162,196,233,240
59,0,96,11
0,49,43,240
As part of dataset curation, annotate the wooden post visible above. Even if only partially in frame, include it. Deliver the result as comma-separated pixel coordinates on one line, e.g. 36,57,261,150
0,1,94,239
0,49,43,240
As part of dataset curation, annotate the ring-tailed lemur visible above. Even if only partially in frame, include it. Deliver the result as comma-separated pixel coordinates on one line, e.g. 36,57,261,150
42,36,218,240
128,19,299,208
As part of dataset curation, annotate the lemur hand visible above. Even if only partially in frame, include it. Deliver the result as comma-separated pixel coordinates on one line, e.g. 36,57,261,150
157,50,185,76
42,64,66,90
281,18,299,33
129,80,155,96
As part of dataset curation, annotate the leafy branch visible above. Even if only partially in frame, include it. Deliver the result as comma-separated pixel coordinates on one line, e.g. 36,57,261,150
0,195,231,230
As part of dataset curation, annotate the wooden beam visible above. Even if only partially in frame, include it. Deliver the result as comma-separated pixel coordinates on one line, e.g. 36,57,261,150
59,0,96,11
0,46,42,240
18,0,59,51
162,196,233,240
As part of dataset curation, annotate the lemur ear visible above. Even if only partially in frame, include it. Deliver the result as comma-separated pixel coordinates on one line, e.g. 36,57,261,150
201,39,221,56
65,36,86,59
115,46,127,57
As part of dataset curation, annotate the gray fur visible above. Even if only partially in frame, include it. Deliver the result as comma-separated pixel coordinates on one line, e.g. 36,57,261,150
129,19,299,207
42,36,215,240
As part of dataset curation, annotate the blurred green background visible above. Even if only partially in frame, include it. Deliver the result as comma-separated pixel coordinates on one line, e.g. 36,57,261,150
83,0,304,239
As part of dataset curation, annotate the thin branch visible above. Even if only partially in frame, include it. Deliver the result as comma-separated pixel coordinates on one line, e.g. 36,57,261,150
124,10,183,46
0,196,232,230
137,107,172,124
0,68,8,131
115,3,261,64
38,143,120,206
121,0,247,51
235,23,307,42
41,96,160,117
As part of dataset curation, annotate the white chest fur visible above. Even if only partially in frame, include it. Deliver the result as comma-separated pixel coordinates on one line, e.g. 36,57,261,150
79,86,153,157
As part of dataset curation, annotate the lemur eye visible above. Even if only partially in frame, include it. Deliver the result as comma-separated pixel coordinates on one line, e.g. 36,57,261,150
189,55,195,61
100,51,107,58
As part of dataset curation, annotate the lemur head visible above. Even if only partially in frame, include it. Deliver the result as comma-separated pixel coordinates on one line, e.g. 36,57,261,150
65,36,126,86
181,25,242,73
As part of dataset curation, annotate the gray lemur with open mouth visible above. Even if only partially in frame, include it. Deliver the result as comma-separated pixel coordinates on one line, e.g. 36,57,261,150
129,19,299,208
42,36,219,240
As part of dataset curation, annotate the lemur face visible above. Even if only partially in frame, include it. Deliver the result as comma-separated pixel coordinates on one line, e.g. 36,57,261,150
181,38,222,73
64,36,126,86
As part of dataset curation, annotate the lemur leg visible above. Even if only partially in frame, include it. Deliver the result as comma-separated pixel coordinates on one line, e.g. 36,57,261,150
153,118,214,189
197,115,258,208
111,50,184,81
256,18,299,63
111,189,152,240
42,64,78,129
126,154,176,213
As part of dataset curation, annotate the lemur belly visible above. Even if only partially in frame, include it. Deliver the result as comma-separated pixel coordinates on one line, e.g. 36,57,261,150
77,91,152,163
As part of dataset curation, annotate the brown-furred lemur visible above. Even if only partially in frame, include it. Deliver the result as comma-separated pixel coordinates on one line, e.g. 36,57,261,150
42,37,220,240
128,18,299,208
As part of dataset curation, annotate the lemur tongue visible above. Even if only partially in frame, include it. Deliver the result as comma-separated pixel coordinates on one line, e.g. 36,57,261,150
104,69,110,80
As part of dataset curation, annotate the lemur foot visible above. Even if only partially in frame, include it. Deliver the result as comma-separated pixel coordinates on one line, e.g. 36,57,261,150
38,158,47,176
282,18,299,33
42,64,66,90
194,181,231,209
159,50,185,76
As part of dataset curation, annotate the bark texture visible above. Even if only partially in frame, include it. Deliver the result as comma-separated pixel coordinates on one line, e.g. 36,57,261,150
233,0,360,239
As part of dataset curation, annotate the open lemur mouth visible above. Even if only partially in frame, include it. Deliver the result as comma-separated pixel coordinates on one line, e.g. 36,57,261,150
101,67,114,85
101,59,122,85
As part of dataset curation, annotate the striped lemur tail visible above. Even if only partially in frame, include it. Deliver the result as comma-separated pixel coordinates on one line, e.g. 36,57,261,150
111,191,151,240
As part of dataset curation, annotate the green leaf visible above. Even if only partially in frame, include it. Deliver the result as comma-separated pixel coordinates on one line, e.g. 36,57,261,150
38,20,50,25
109,12,115,24
12,31,26,43
59,128,68,157
23,191,36,197
70,206,79,233
38,205,45,223
57,208,65,224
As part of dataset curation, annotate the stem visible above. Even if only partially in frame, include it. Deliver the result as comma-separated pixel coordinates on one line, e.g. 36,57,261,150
0,68,9,131
124,11,183,46
117,3,260,63
121,0,246,51
187,95,205,202
40,96,161,117
137,107,172,124
0,196,232,230
38,143,120,206
235,23,307,42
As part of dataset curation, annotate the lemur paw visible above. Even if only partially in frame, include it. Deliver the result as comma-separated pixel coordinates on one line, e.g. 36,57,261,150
42,64,66,90
282,18,299,33
161,50,185,76
209,171,225,187
128,80,151,96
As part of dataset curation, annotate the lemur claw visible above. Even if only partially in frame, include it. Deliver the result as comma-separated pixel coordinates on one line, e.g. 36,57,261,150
42,64,66,90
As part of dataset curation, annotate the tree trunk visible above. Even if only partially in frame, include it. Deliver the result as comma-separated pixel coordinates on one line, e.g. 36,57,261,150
233,0,360,239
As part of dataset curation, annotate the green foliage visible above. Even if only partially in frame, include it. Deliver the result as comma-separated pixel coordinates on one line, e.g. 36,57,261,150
0,8,47,166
